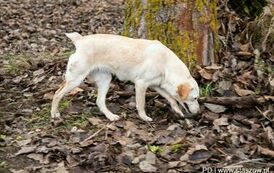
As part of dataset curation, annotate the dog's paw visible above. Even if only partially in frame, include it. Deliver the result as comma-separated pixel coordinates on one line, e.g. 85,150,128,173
51,117,64,126
51,111,60,119
106,114,120,121
140,115,153,122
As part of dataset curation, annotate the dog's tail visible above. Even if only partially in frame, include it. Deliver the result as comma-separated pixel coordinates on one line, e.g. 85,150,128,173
65,32,83,44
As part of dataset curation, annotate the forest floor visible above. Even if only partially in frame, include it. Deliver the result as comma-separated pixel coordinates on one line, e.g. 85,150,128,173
0,0,274,173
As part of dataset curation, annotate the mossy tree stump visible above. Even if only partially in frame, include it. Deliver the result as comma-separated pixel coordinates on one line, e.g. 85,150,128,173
123,0,218,67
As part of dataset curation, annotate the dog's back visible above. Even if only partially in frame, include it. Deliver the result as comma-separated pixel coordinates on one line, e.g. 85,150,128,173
67,34,173,81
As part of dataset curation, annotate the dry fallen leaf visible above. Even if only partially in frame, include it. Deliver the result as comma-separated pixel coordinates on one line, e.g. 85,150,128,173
198,69,212,80
270,78,274,87
180,144,212,164
55,162,69,173
204,103,227,113
219,80,232,90
32,75,46,84
213,117,229,132
15,146,36,156
264,126,274,147
204,65,223,70
88,117,103,126
16,139,32,147
139,160,157,173
9,169,29,173
68,87,84,96
258,145,274,157
27,153,45,164
33,69,44,76
234,84,255,96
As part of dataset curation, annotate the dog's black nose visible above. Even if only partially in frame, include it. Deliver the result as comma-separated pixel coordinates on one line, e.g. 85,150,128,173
185,107,201,118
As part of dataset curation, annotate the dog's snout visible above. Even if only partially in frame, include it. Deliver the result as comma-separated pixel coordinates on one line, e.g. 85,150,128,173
186,103,201,116
193,107,201,115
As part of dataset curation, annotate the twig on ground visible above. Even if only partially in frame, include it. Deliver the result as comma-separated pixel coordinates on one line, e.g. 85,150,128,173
81,122,113,145
224,158,266,168
256,106,272,121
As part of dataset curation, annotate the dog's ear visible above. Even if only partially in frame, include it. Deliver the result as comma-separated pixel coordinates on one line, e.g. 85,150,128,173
177,83,191,100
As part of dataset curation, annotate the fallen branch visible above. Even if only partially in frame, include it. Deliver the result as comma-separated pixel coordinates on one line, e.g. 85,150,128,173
199,96,273,108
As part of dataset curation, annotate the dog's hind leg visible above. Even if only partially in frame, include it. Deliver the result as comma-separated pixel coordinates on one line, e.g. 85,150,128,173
152,87,184,117
51,59,90,119
51,78,86,119
93,72,120,121
135,80,152,122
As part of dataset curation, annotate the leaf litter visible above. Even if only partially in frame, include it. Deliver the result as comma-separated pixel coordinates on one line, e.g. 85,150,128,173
0,0,274,172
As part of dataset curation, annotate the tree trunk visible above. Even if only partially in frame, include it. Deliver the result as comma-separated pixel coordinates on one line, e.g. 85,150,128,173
123,0,218,67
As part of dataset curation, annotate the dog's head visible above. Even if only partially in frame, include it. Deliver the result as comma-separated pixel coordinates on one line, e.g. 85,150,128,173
176,78,200,116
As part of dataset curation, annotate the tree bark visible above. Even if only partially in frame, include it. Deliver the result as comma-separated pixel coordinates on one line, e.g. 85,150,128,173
123,0,218,67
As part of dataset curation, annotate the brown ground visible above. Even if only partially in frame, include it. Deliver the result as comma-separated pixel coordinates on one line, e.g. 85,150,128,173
0,0,274,173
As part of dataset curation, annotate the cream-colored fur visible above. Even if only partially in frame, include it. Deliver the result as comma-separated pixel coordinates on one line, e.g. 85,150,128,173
51,33,200,122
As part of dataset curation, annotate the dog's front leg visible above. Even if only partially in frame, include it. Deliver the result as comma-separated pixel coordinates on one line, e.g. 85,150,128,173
94,72,120,121
135,80,152,122
152,87,184,117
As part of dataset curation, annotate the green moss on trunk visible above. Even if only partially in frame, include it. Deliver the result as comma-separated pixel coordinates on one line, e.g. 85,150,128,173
123,0,218,67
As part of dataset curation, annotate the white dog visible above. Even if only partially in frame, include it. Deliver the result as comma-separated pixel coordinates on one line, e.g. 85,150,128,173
51,33,200,122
